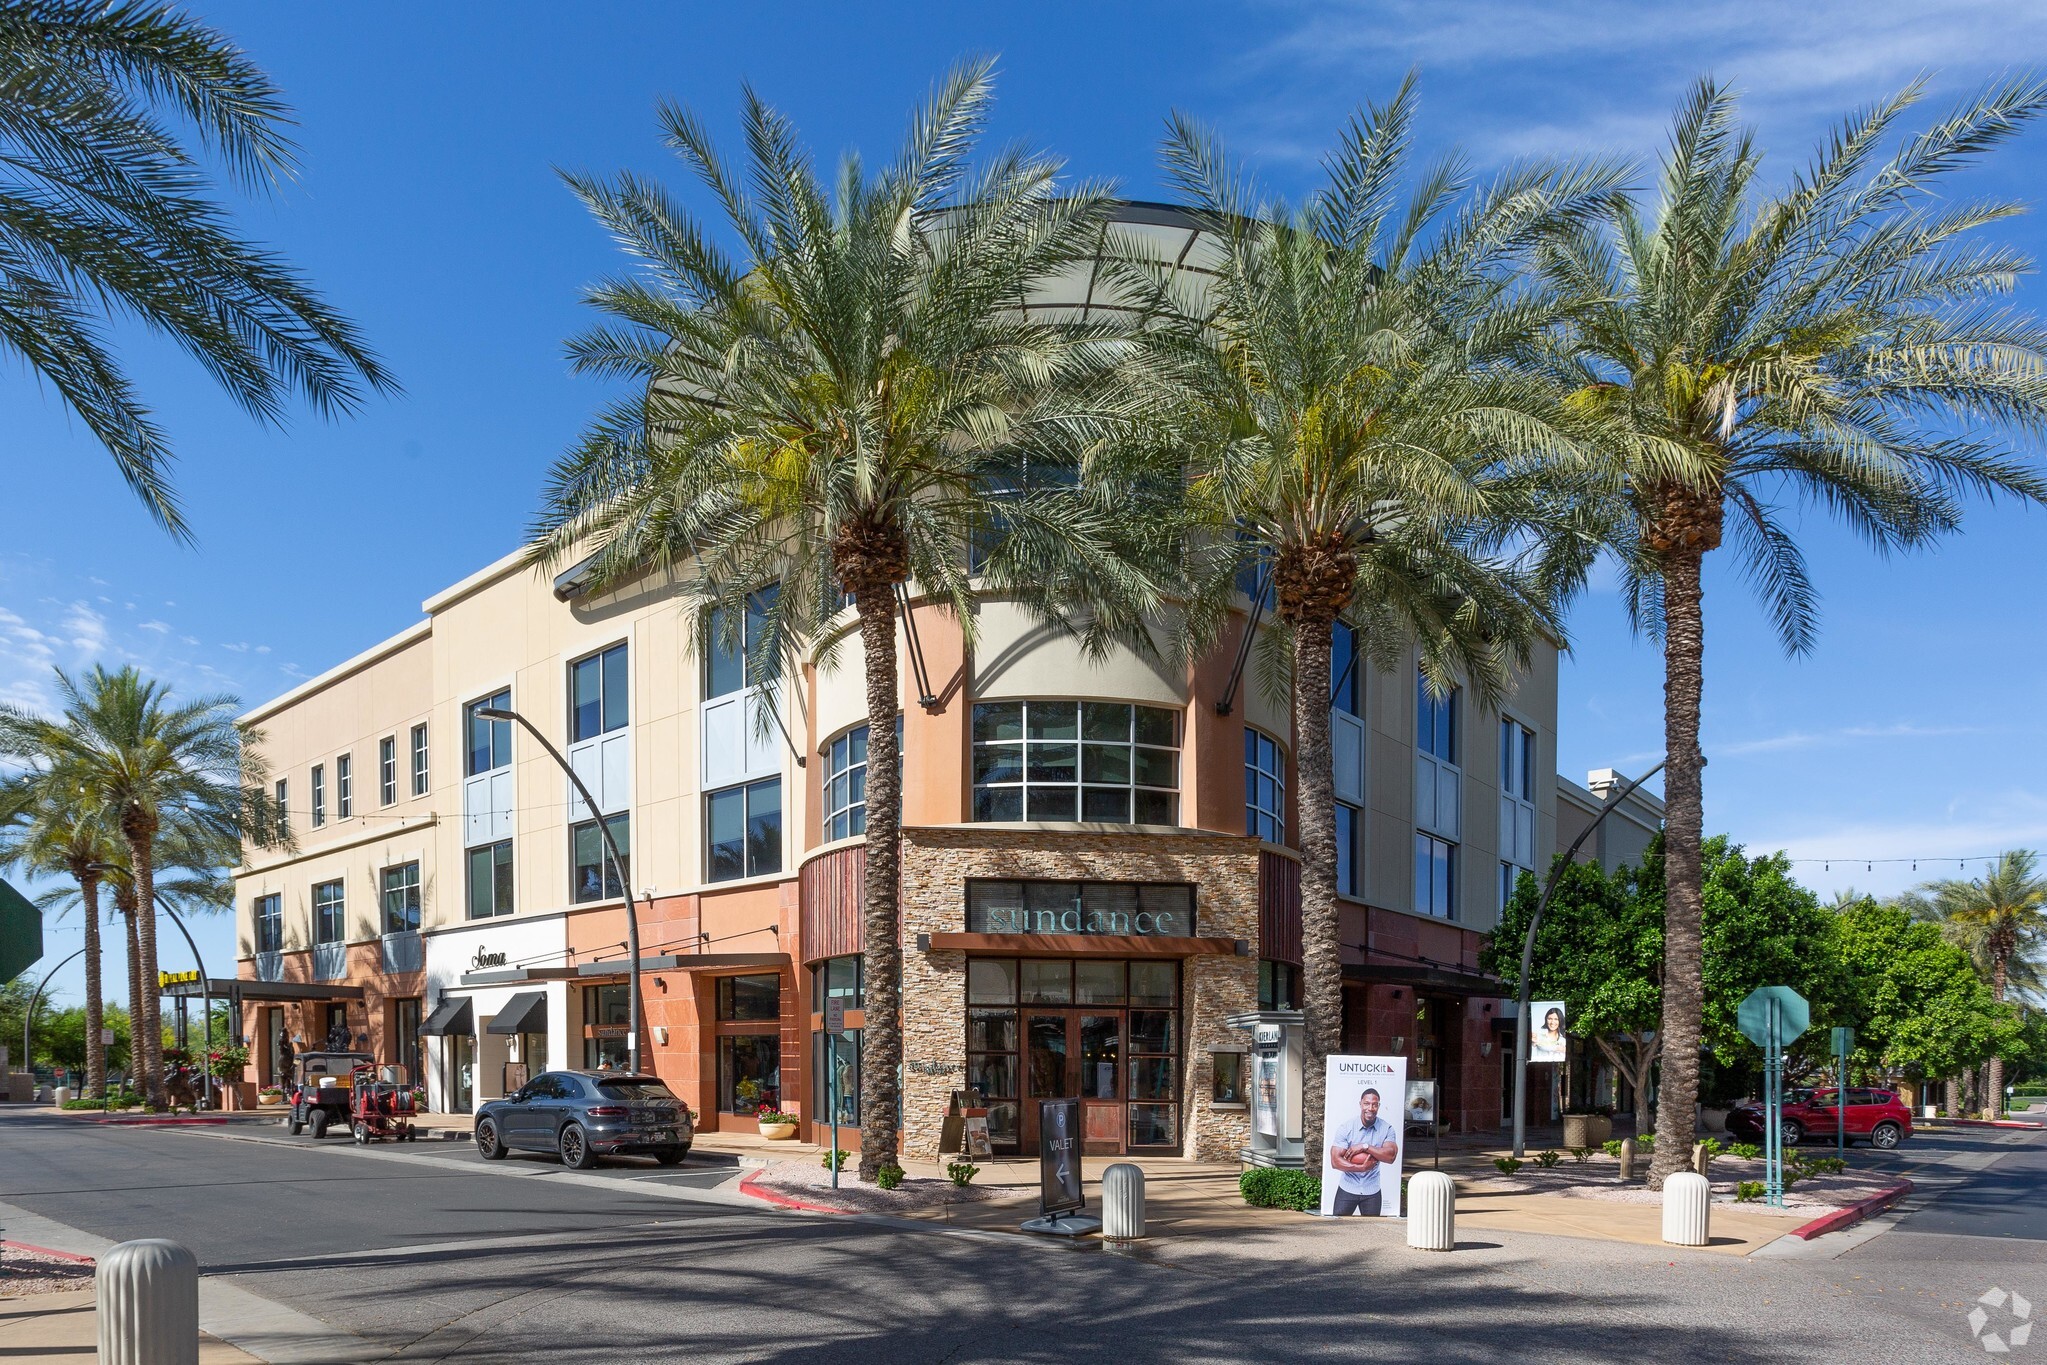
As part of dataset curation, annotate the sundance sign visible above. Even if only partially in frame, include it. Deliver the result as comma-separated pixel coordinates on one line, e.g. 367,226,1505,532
966,880,1196,938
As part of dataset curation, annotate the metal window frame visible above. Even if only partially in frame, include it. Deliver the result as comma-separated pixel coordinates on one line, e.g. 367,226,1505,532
970,699,1180,826
410,722,429,796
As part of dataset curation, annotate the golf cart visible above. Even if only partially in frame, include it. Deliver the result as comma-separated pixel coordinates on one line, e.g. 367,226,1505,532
285,1051,373,1138
347,1061,419,1144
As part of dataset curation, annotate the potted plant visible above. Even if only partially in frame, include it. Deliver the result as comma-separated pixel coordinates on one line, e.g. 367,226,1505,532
258,1087,285,1106
1562,1107,1613,1149
756,1106,799,1140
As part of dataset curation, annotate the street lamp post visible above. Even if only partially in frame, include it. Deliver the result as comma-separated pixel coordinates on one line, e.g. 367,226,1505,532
474,707,648,1076
22,947,87,1083
1512,759,1669,1158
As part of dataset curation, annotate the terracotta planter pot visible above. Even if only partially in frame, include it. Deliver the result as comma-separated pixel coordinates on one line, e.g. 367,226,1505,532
1562,1114,1612,1149
759,1122,799,1141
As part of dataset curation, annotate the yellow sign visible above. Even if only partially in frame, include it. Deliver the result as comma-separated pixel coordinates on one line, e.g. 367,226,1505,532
158,969,201,988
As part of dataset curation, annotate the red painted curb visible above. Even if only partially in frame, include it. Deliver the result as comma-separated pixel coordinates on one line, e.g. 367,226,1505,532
2,1240,95,1264
1941,1118,2046,1130
1788,1179,1913,1240
737,1169,847,1215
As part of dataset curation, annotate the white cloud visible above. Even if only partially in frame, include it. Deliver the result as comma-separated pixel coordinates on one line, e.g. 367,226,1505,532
137,619,171,634
1716,722,1991,757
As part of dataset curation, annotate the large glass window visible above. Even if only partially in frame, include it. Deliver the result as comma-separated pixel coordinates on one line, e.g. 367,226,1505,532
812,955,863,1011
1418,672,1459,763
570,643,629,742
1245,728,1286,844
717,973,781,1022
718,1035,781,1113
705,587,778,699
336,753,353,818
822,719,900,841
273,779,287,840
379,737,397,806
971,700,1178,825
380,862,420,934
582,983,628,1069
410,722,429,796
313,880,344,944
1332,620,1361,716
1415,832,1458,919
466,689,512,776
571,813,629,903
467,839,514,919
813,1027,860,1127
706,778,781,882
1258,959,1298,1010
1336,800,1361,897
310,764,325,828
254,893,282,954
1500,718,1534,802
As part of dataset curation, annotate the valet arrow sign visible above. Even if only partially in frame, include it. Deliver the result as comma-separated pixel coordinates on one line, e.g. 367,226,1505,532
1738,985,1809,1207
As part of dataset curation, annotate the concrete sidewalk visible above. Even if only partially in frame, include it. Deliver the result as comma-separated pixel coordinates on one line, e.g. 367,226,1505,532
0,1286,261,1363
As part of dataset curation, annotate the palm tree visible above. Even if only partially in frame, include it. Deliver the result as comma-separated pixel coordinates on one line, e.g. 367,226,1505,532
1906,851,2047,1115
0,776,122,1097
0,0,395,536
1539,78,2047,1184
1113,79,1622,1164
531,62,1166,1181
0,666,264,1107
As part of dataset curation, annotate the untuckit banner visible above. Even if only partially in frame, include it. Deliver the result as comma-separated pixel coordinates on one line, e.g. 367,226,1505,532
1320,1055,1407,1218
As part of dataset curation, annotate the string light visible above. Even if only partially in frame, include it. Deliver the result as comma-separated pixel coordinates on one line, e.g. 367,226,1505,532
1787,854,2001,869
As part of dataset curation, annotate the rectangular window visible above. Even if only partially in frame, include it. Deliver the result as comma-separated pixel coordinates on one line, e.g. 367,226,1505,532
1336,801,1361,897
1245,728,1286,844
1501,861,1528,914
822,718,903,841
571,813,630,903
466,839,514,919
410,722,429,796
706,777,781,882
570,642,629,742
1331,620,1361,717
718,1034,781,1113
313,880,344,944
310,765,325,828
336,753,352,819
272,779,287,840
705,587,778,700
1258,959,1298,1010
1414,832,1458,920
1498,717,1536,912
379,737,397,806
380,862,420,934
466,689,512,776
717,973,781,1022
1417,671,1459,764
970,700,1179,825
254,893,282,954
812,955,863,1011
1500,718,1534,802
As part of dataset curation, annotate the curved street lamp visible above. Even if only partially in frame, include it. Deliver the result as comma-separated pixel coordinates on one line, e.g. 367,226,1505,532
1512,758,1669,1158
21,946,86,1084
474,706,648,1076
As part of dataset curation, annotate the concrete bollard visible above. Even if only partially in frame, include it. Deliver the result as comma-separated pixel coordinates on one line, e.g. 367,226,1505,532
1617,1137,1636,1182
1102,1163,1146,1240
1406,1170,1456,1251
53,1086,70,1106
98,1239,199,1365
1692,1141,1713,1180
1661,1171,1711,1247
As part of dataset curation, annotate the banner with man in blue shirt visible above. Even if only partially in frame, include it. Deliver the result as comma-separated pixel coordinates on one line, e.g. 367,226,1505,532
1320,1055,1407,1217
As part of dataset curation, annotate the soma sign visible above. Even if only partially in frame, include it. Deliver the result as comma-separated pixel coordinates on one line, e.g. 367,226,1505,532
966,880,1196,938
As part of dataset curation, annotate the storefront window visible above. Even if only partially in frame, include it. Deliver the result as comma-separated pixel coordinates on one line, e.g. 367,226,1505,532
1259,960,1299,1010
581,983,628,1068
811,956,863,1011
719,1035,781,1113
812,1028,860,1126
717,974,781,1022
1211,1050,1247,1105
966,958,1017,1004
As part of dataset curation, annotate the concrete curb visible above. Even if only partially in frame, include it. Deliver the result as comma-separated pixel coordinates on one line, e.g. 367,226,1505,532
3,1238,96,1263
1941,1117,2046,1130
1788,1179,1913,1240
737,1169,846,1214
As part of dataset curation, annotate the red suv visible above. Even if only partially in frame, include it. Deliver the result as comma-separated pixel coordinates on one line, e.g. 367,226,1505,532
1727,1087,1913,1149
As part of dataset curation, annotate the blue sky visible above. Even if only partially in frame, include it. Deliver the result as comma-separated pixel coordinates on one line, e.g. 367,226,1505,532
8,0,2047,1008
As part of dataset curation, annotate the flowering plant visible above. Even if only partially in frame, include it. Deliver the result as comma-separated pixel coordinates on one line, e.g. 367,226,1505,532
755,1106,799,1125
206,1044,251,1073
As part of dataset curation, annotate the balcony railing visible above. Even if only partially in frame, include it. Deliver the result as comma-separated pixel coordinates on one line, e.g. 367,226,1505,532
380,930,423,975
311,941,347,982
252,951,284,982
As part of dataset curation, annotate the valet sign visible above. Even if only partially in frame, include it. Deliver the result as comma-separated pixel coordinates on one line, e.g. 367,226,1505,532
966,880,1196,938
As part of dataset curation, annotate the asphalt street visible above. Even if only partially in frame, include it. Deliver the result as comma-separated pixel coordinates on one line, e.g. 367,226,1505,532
3,1109,2042,1363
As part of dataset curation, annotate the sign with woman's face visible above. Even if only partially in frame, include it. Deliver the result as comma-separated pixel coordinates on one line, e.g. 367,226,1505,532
1530,1001,1567,1063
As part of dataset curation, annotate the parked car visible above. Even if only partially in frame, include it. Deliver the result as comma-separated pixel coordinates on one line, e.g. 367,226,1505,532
1726,1087,1913,1149
285,1051,375,1138
474,1070,693,1169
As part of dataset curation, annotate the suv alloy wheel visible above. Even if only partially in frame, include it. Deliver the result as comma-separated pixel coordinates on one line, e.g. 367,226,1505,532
1870,1121,1902,1150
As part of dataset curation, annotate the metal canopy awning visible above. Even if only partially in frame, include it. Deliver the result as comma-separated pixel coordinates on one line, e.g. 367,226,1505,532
1342,961,1503,999
169,977,364,1003
576,953,790,976
417,996,473,1037
484,991,549,1036
460,966,582,986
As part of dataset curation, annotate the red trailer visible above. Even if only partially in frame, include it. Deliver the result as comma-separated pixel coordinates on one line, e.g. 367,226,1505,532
348,1062,419,1144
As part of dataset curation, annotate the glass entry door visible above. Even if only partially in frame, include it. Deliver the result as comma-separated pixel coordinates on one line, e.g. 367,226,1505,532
1021,1010,1127,1155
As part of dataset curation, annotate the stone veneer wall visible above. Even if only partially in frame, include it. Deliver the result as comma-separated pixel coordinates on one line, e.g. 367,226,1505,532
898,826,1261,1163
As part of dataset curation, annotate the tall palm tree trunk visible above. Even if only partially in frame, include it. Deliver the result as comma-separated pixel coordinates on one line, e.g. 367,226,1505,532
1987,957,2008,1116
1650,548,1707,1188
78,871,105,1099
122,820,167,1107
1291,613,1342,1167
852,581,903,1182
1945,1074,1962,1118
120,900,141,1088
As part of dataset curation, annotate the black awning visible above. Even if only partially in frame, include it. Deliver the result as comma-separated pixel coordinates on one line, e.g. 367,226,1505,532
484,991,548,1036
418,996,473,1037
1342,961,1504,999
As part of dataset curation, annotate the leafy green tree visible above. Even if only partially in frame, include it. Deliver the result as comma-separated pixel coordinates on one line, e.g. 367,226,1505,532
1540,77,2047,1183
529,62,1166,1181
0,0,395,536
1831,896,2016,1092
1902,850,2047,1112
1122,78,1621,1160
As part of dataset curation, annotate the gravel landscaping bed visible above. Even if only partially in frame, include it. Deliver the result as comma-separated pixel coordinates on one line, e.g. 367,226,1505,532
1463,1151,1899,1215
0,1244,93,1297
750,1159,1001,1214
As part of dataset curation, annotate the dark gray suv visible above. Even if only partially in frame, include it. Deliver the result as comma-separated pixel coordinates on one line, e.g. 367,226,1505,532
475,1070,693,1169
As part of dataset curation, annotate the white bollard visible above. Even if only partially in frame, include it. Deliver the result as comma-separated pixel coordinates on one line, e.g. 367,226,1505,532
53,1086,70,1106
98,1239,199,1365
1102,1162,1146,1240
1661,1171,1711,1247
1406,1170,1456,1251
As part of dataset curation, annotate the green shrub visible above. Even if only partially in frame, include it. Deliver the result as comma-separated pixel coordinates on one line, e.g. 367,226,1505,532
1730,1142,1762,1161
1793,1155,1846,1176
820,1148,850,1172
1493,1156,1524,1175
1600,1139,1624,1158
1569,1146,1594,1163
1533,1150,1561,1169
1239,1168,1322,1211
1698,1138,1725,1158
1636,1132,1656,1152
60,1090,138,1111
875,1163,904,1191
945,1161,980,1188
1735,1181,1765,1202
